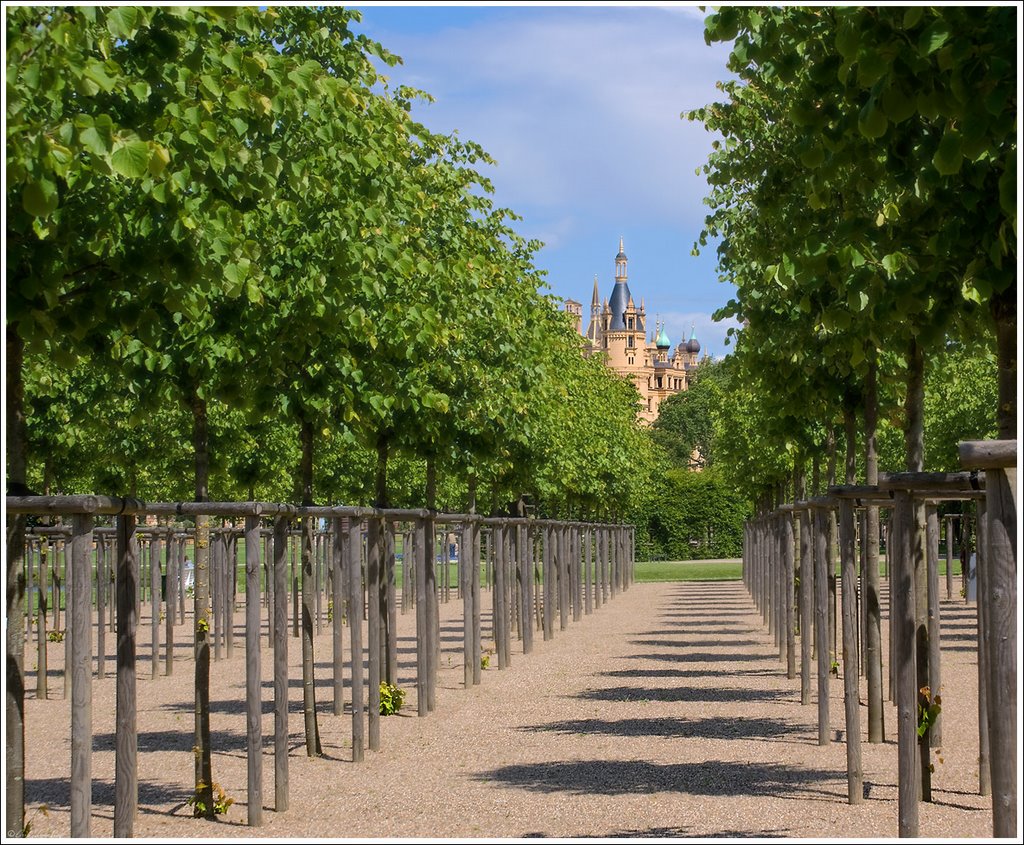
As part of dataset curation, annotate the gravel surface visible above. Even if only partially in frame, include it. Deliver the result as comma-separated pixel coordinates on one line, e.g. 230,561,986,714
20,577,996,840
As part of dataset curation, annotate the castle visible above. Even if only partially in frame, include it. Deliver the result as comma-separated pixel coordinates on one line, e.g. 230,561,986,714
564,238,702,424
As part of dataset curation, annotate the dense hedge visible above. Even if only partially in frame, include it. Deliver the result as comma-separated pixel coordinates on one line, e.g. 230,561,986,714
636,467,749,561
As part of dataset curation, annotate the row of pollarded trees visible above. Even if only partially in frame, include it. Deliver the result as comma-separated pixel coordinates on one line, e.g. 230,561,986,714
687,6,1015,838
5,7,659,833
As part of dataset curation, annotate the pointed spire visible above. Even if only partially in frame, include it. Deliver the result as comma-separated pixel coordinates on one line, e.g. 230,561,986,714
591,275,600,308
640,296,645,312
619,235,624,254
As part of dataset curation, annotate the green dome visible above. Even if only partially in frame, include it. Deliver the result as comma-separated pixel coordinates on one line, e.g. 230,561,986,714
655,326,671,348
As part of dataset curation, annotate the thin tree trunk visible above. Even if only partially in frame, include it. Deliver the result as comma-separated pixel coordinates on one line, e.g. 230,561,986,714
905,338,931,801
991,283,1016,439
864,358,884,742
191,387,214,818
299,418,322,756
6,327,27,836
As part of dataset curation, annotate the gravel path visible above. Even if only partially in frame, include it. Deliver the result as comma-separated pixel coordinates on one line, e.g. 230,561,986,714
21,577,994,839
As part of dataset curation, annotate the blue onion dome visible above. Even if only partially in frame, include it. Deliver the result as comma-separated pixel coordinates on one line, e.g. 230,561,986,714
686,325,701,354
656,325,671,349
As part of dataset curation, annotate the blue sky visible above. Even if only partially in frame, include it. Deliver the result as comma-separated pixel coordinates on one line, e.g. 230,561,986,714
349,3,740,358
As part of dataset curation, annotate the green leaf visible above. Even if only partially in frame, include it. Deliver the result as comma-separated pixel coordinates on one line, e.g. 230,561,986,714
998,153,1016,217
106,6,140,39
858,97,887,140
148,145,170,176
932,128,963,176
835,21,859,60
111,141,151,178
78,114,115,155
22,178,59,217
918,19,951,56
881,84,916,124
902,7,924,30
83,61,117,93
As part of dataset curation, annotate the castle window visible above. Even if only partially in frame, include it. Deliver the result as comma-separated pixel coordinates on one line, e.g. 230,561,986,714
628,317,634,330
656,377,662,389
628,357,634,365
627,335,634,348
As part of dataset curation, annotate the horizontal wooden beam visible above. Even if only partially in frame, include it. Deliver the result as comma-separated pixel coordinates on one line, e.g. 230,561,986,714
959,439,1017,470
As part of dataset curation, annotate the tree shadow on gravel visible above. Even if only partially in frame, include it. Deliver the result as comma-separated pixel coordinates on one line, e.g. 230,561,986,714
519,715,805,742
473,759,840,801
631,638,762,649
93,727,246,754
622,651,776,664
574,686,792,704
601,667,777,680
26,775,189,815
609,826,792,838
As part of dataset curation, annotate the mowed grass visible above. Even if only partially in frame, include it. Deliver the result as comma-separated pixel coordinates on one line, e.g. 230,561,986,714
632,554,967,584
635,559,743,582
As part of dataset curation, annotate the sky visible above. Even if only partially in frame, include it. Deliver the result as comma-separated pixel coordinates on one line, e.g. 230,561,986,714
348,2,740,358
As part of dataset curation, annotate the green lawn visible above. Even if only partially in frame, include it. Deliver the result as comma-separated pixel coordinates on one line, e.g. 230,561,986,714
635,559,743,582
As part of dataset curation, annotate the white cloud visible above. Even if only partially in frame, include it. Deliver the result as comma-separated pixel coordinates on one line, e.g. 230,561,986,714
372,8,731,226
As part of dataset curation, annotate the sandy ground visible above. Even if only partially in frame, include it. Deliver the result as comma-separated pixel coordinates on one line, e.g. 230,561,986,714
18,576,999,840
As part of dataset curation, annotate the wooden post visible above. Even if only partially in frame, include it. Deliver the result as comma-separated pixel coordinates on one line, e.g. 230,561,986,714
494,524,506,669
70,514,94,837
462,522,473,688
37,538,49,697
415,516,428,716
783,513,796,680
558,524,569,631
366,516,381,749
94,536,103,683
944,515,954,601
583,528,592,616
865,500,884,743
211,532,222,662
838,499,863,804
64,539,72,700
893,490,919,837
912,498,931,802
244,515,263,827
925,506,943,748
425,515,438,712
114,514,138,838
315,529,322,636
975,500,991,797
226,533,235,660
814,506,830,745
572,526,582,623
520,523,532,655
165,531,175,676
150,532,161,679
272,516,289,809
543,524,554,640
347,519,365,762
332,518,345,717
472,517,482,685
384,522,398,685
981,466,1016,837
799,509,812,706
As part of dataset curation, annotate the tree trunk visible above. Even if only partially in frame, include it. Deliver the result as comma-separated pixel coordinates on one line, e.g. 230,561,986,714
424,458,438,711
826,427,837,661
905,338,931,800
190,386,214,818
299,417,322,756
864,358,884,743
991,283,1016,439
374,435,395,686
